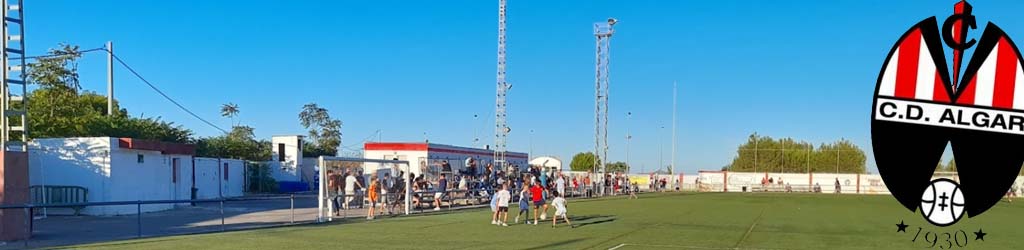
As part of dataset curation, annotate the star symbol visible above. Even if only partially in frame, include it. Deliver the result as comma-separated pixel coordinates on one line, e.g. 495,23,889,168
896,220,908,232
974,229,986,241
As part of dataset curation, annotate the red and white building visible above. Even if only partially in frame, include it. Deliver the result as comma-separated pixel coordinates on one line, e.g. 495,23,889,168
362,142,528,178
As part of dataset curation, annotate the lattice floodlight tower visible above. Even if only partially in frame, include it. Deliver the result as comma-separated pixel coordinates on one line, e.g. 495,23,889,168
494,0,510,170
1,0,25,151
594,18,615,195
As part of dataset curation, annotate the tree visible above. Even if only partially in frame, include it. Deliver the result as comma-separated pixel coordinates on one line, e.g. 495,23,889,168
220,103,240,126
940,158,957,172
25,43,192,143
605,161,629,173
195,125,272,161
569,152,597,172
727,133,867,173
298,103,342,157
28,43,82,91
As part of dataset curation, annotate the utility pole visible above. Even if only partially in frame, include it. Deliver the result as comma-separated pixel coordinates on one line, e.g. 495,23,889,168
529,129,534,157
671,81,677,175
106,41,114,116
626,112,631,174
473,114,479,147
659,126,664,173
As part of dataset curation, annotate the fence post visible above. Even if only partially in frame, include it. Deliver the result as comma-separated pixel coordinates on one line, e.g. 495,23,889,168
220,199,226,231
136,202,142,238
23,207,30,248
290,194,295,224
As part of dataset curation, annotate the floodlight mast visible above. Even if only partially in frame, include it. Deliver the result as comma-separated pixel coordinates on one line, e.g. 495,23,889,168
594,18,615,196
495,0,510,169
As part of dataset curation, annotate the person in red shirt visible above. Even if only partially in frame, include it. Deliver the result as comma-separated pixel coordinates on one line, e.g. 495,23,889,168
572,177,579,196
530,182,547,225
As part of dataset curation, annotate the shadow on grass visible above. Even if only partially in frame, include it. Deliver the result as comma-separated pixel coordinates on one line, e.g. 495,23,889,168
522,238,588,250
571,214,617,228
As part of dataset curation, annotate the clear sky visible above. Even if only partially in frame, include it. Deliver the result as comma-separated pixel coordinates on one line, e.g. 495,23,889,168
24,1,1024,174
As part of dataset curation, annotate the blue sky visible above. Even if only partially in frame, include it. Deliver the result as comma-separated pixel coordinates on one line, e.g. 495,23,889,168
25,1,1024,174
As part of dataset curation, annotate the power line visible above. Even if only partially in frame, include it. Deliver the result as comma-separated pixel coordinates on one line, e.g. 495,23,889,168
108,51,229,134
13,47,106,60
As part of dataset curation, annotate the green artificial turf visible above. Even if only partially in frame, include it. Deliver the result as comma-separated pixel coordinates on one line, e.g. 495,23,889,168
66,192,1024,249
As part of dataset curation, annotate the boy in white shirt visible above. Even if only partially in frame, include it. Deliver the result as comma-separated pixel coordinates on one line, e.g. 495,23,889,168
494,184,512,226
551,191,573,228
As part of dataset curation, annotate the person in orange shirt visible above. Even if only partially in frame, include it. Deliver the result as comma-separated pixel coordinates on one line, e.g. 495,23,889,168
367,174,380,220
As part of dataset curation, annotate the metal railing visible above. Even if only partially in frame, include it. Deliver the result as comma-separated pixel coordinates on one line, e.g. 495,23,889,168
0,194,312,248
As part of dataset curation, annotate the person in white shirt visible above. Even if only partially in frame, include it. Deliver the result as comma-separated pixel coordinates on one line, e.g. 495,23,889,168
344,170,363,210
493,184,511,226
550,191,573,228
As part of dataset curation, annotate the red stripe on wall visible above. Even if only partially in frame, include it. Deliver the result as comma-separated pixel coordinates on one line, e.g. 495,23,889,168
364,143,428,151
958,77,977,105
428,148,529,159
933,71,949,102
895,29,922,99
993,38,1018,109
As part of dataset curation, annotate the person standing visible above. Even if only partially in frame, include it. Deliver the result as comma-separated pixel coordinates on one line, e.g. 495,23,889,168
381,172,393,215
344,170,363,210
494,184,511,226
356,171,367,208
834,178,841,194
555,172,566,198
515,187,531,224
434,174,448,211
367,174,380,220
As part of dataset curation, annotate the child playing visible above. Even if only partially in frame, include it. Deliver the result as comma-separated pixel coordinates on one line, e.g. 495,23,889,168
515,187,530,224
551,191,573,228
495,184,511,226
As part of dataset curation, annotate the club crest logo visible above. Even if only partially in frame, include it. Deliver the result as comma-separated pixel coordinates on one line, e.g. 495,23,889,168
872,0,1024,228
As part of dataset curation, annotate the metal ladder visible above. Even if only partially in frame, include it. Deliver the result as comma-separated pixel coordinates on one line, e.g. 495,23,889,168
2,0,26,151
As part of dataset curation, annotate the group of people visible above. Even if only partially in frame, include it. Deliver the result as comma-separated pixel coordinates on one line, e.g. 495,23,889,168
326,168,409,220
489,173,574,228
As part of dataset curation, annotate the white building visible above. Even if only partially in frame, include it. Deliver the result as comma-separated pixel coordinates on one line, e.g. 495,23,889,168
269,135,303,183
362,142,528,178
28,137,243,215
529,156,563,172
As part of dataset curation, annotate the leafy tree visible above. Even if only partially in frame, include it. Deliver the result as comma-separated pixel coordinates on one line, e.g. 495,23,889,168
195,126,272,161
27,43,82,91
569,152,597,172
940,158,957,172
298,103,342,157
727,133,867,173
25,43,192,143
605,161,629,173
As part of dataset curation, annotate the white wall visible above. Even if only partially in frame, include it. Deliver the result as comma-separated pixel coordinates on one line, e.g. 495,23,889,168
270,135,303,182
194,158,245,199
29,137,199,215
29,138,112,215
363,149,427,177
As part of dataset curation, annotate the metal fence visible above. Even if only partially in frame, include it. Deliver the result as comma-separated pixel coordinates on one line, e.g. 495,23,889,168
0,195,310,249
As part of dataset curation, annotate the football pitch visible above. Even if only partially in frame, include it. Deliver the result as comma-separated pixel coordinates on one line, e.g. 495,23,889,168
68,192,1024,249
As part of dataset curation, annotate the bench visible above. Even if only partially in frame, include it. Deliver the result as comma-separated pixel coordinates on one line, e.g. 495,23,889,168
30,185,88,215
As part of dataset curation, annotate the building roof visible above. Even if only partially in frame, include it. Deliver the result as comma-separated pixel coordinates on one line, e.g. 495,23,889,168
118,138,196,155
364,142,528,159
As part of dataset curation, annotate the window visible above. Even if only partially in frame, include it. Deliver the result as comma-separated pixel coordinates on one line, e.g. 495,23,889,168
224,163,229,181
172,158,179,183
137,154,144,163
278,143,286,162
